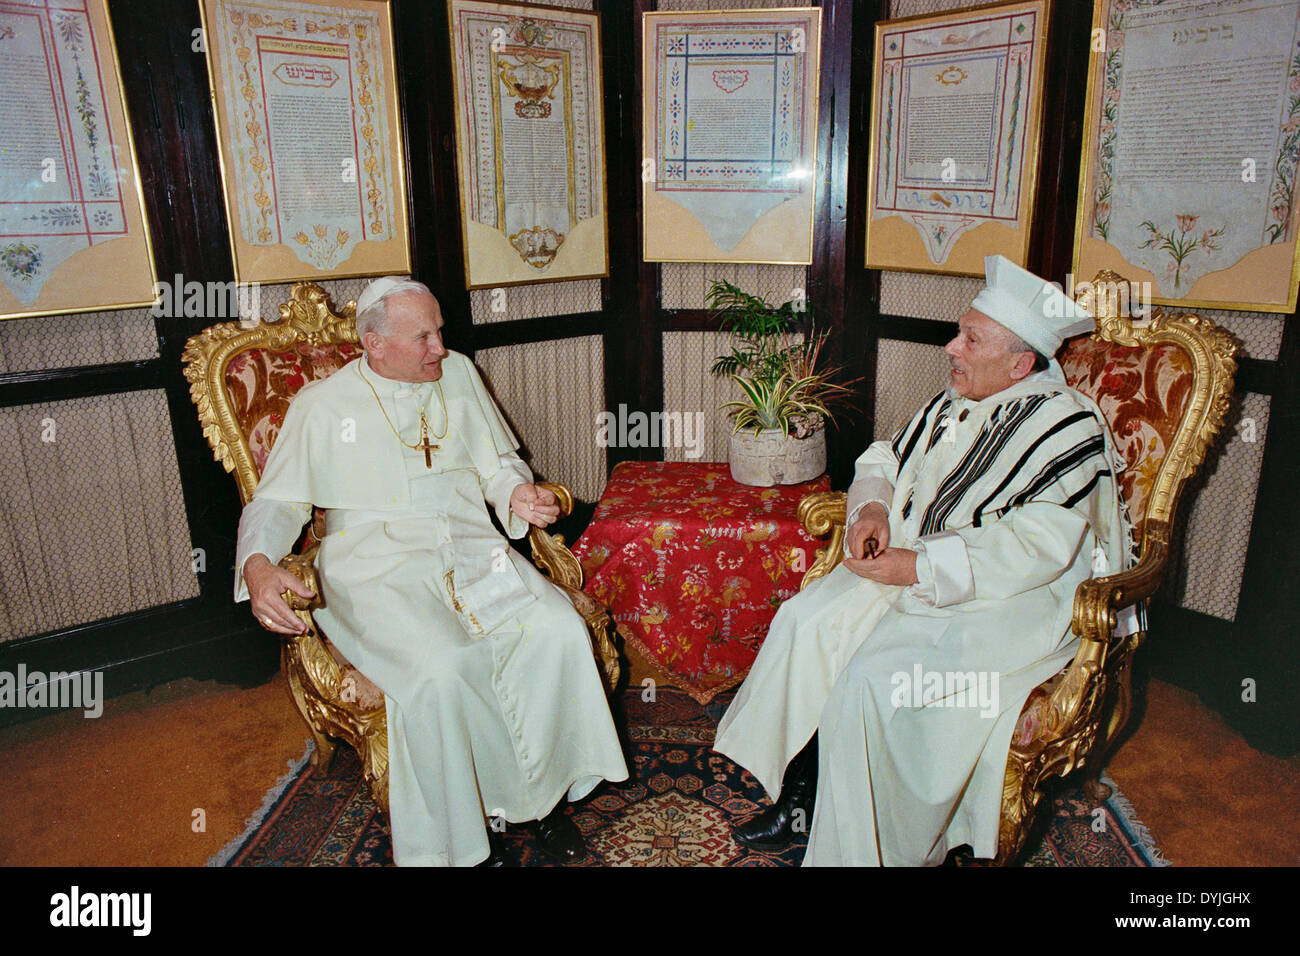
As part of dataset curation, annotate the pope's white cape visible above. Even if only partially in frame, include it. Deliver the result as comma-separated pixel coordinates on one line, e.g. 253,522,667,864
232,349,629,865
254,349,521,511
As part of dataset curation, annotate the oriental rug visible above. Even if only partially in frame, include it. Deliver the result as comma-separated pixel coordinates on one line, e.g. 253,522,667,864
212,688,1168,867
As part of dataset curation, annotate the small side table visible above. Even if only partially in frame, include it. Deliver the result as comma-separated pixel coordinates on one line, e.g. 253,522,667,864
573,461,831,703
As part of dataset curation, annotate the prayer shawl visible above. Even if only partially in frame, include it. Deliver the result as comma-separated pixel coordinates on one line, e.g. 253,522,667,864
715,364,1136,865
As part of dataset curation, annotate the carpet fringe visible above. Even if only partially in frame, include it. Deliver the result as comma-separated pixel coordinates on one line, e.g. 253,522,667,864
205,739,316,867
1101,771,1172,867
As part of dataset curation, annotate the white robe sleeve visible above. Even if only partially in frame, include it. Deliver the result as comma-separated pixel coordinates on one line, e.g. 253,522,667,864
913,501,1091,608
843,439,898,557
479,450,533,540
234,498,313,602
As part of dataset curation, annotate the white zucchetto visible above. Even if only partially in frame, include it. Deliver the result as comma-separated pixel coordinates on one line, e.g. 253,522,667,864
355,275,424,318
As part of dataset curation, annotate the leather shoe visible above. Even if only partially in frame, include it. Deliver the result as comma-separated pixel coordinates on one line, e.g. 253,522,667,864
528,805,588,864
733,737,817,850
475,825,507,867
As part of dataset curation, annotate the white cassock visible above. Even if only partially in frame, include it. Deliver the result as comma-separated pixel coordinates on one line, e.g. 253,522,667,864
714,363,1135,865
235,350,628,866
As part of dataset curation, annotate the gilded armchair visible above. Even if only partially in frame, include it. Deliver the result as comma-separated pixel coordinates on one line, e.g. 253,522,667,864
182,282,620,813
796,271,1237,863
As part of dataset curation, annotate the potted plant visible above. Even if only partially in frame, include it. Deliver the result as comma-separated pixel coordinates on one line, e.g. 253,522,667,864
707,280,856,486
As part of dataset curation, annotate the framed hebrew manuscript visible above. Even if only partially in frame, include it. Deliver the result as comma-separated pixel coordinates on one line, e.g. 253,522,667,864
642,7,822,265
1074,0,1300,312
865,0,1049,276
0,0,157,320
200,0,410,284
447,0,608,289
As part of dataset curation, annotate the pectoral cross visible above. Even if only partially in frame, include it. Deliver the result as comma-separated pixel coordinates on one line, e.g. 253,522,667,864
415,411,439,468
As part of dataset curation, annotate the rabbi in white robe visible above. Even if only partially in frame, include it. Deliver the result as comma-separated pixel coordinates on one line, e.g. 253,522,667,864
236,278,628,867
714,256,1135,865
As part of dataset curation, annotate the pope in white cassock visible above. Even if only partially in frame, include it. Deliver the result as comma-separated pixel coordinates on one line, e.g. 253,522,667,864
714,256,1136,866
235,277,628,867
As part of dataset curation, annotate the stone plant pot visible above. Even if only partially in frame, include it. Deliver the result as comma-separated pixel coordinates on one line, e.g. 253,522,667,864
728,427,827,487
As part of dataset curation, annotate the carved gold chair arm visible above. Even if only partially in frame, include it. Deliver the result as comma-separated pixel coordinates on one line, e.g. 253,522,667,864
275,547,337,688
1070,519,1169,646
1033,524,1170,747
798,491,848,589
528,480,585,591
279,548,323,611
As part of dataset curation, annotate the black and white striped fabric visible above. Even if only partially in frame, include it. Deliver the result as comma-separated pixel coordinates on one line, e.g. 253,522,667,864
888,382,1138,574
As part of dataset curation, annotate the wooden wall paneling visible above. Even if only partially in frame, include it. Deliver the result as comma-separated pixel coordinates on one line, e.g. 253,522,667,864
0,0,283,725
812,0,885,487
602,0,662,475
395,0,474,354
1028,0,1091,283
1192,304,1300,754
117,0,249,621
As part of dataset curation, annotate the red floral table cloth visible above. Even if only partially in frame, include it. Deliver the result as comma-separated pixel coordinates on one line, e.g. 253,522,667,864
573,461,831,703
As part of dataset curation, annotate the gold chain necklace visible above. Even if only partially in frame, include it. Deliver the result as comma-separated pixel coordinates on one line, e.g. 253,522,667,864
357,361,449,468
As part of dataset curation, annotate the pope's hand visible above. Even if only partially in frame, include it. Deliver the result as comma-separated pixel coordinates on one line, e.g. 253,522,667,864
843,547,918,586
847,502,891,559
510,482,561,527
244,553,313,634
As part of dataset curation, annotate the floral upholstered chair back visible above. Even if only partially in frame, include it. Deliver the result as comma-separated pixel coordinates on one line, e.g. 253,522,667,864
229,340,362,479
182,283,361,506
1059,338,1190,541
1058,271,1237,561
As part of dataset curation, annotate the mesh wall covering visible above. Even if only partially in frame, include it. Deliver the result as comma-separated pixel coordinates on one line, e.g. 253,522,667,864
476,336,606,502
0,389,199,642
882,0,1267,621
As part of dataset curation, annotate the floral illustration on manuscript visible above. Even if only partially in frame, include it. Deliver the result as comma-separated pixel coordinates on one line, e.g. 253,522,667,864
1,243,42,281
293,224,352,269
1137,214,1224,290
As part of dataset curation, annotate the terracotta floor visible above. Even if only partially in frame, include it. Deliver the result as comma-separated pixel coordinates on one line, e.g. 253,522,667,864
0,672,1295,866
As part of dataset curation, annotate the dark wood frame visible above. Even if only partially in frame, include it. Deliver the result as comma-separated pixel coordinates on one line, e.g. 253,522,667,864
1,0,1294,755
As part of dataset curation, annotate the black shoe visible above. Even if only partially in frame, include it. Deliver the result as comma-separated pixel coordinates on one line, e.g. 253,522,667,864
475,825,507,867
528,804,588,864
733,736,817,850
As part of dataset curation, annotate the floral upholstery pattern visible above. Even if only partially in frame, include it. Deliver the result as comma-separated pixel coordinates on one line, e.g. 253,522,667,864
1006,335,1194,746
1059,336,1193,537
574,461,830,703
223,340,374,700
224,342,363,475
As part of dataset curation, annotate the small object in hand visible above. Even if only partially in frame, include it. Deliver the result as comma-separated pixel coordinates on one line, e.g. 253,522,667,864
865,537,879,560
261,617,274,628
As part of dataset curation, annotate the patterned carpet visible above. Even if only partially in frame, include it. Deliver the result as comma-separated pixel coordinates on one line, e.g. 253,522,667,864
214,688,1167,867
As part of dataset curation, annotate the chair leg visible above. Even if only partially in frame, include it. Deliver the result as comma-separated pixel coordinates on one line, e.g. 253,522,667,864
1082,768,1113,803
281,650,339,772
1082,654,1136,803
309,727,337,772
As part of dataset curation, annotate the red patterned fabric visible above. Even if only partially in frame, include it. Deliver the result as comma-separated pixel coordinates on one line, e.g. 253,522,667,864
1059,337,1192,536
574,461,830,703
224,343,363,474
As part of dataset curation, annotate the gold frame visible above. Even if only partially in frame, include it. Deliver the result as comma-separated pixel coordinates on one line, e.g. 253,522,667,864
864,0,1050,277
795,272,1237,863
198,0,411,285
641,7,822,266
1072,0,1300,313
0,0,159,321
182,282,620,809
447,0,610,290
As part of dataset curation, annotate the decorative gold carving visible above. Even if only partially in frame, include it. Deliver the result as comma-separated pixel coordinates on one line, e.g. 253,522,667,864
182,282,624,813
529,481,583,589
181,282,359,504
796,491,847,589
793,271,1237,864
